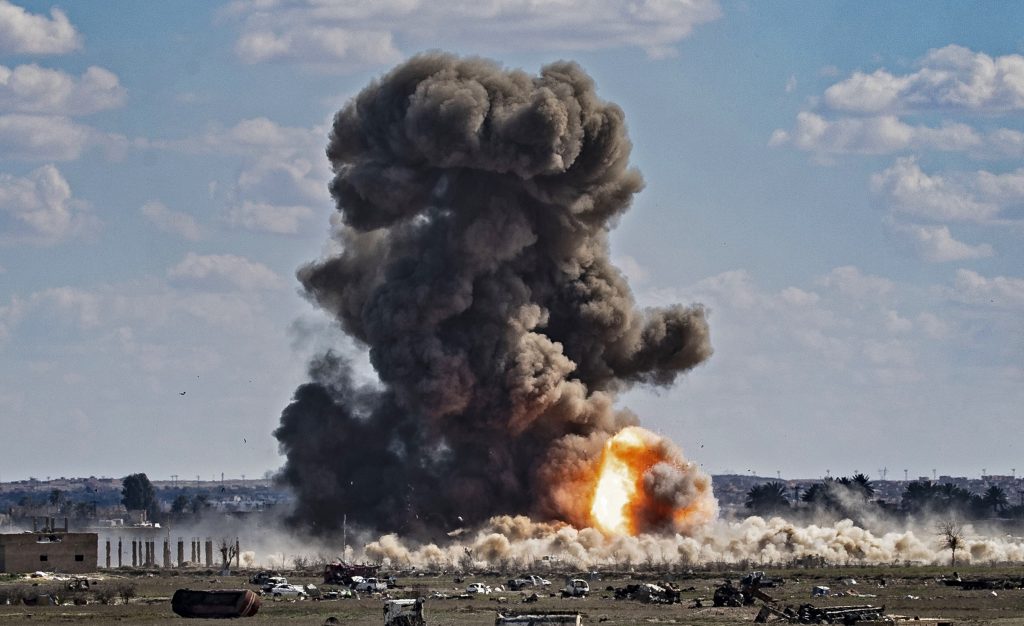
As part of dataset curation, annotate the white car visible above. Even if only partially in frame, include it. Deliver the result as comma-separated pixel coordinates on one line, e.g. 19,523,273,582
268,583,307,599
260,576,288,593
354,577,388,593
466,582,491,595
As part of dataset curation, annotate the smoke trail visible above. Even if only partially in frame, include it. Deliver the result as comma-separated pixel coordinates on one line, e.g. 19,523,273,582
275,53,712,535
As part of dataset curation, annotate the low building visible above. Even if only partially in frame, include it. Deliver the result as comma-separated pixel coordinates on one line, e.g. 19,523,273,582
0,517,97,574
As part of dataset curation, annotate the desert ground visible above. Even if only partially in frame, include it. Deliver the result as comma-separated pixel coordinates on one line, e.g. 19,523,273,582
2,564,1024,624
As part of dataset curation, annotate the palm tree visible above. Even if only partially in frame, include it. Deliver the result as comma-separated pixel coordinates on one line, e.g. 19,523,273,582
901,480,937,514
851,473,875,501
802,481,839,511
982,485,1009,515
745,482,790,515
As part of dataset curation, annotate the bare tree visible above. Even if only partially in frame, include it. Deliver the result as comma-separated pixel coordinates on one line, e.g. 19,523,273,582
219,540,238,575
938,520,963,566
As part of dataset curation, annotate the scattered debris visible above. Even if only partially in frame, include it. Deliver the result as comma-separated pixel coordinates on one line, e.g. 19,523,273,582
755,603,884,624
323,560,381,585
940,574,1024,590
713,577,776,607
65,577,90,591
614,582,681,604
495,610,583,625
385,598,426,626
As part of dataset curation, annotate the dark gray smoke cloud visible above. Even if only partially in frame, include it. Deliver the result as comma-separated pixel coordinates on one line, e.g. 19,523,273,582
275,53,712,536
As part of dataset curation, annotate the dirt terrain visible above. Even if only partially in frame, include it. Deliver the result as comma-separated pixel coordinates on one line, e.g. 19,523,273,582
1,565,1023,624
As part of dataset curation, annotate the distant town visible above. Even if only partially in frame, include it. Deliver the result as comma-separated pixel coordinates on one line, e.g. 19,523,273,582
2,472,1022,532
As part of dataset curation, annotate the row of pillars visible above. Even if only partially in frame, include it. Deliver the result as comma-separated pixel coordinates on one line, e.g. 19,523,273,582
103,538,239,569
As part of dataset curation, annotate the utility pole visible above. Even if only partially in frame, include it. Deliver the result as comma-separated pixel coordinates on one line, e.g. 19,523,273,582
342,514,347,562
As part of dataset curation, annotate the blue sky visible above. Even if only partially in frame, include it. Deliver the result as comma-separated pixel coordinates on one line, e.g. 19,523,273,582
1,0,1021,483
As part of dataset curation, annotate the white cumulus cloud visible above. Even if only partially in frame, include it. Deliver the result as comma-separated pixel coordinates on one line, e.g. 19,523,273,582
824,45,1024,114
819,266,894,300
225,0,721,70
0,114,128,162
167,252,284,291
0,164,96,244
0,0,81,55
226,200,315,235
891,222,994,263
872,157,1023,223
952,268,1024,308
0,64,125,115
769,112,982,156
157,117,329,234
140,201,203,241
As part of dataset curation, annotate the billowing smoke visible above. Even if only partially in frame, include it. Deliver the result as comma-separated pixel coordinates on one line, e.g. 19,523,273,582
358,515,1024,569
275,53,713,535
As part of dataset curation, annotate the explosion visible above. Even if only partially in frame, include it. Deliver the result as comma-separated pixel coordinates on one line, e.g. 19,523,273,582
275,53,715,537
588,427,716,536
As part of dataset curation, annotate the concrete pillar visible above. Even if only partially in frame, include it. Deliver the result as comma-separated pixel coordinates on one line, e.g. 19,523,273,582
131,540,137,567
105,541,111,569
163,540,171,568
117,538,122,568
177,539,184,567
235,539,240,568
205,540,213,568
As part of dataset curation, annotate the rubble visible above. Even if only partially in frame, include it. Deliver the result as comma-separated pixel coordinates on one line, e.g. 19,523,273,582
495,610,583,625
384,598,426,626
712,576,776,607
755,603,884,624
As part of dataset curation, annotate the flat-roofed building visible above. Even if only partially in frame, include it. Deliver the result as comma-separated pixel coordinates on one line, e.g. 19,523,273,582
0,518,97,574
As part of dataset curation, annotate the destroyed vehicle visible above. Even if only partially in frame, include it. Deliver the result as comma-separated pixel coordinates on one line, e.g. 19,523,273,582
467,582,492,595
508,578,532,591
65,577,90,591
267,583,307,599
385,598,426,626
562,579,590,598
614,582,679,604
712,581,744,607
741,571,782,588
260,577,288,593
355,577,388,593
171,589,261,618
495,610,582,625
527,575,551,587
755,603,884,624
249,570,282,585
324,560,380,585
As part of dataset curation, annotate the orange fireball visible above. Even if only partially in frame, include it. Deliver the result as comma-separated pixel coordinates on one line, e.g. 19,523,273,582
587,426,716,536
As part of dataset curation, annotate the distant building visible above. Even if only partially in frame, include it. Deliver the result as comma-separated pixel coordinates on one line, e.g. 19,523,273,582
0,517,97,574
